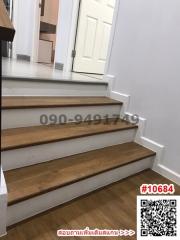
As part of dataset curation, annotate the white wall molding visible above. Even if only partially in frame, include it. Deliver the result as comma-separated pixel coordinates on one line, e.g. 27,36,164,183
138,137,165,168
154,164,180,186
105,74,131,115
125,113,147,145
139,137,180,186
104,74,115,96
0,168,7,237
106,76,180,185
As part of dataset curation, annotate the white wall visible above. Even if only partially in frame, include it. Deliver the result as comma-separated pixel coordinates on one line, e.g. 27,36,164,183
13,0,39,60
55,0,73,68
107,0,180,175
55,0,79,72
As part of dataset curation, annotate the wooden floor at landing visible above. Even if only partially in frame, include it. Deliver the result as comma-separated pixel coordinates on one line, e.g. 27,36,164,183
2,170,180,240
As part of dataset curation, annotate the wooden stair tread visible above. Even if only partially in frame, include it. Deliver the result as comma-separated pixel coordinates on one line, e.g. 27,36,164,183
1,119,137,151
2,97,122,109
5,142,156,205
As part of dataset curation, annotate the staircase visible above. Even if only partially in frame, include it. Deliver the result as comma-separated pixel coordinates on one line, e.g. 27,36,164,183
1,90,156,231
0,2,156,235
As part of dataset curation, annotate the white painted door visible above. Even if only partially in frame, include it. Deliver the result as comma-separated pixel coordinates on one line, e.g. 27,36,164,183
73,0,115,74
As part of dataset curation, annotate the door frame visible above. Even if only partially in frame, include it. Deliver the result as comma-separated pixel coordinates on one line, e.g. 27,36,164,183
58,0,81,73
71,0,82,73
70,0,120,75
31,0,41,62
11,0,18,59
12,0,119,73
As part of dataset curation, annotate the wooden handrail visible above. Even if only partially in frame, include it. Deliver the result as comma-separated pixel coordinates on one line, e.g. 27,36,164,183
0,0,15,41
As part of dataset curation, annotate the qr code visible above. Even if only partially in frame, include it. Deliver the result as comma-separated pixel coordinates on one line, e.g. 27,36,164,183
137,196,180,240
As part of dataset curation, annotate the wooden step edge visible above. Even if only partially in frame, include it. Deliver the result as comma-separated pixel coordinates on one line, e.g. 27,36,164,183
7,149,156,206
2,75,109,85
2,101,123,109
1,124,138,152
1,97,123,110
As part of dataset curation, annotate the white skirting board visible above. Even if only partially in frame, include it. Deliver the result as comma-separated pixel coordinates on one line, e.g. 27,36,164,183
2,129,137,171
7,157,154,227
139,137,180,186
0,168,7,237
2,105,121,129
2,80,108,96
105,75,130,116
106,74,180,185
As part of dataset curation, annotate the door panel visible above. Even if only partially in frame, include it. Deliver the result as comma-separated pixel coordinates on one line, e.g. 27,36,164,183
73,0,115,74
40,0,59,25
83,16,98,58
107,0,116,8
98,22,111,61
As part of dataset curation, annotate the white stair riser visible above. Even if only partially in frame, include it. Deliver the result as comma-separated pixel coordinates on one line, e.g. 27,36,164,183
7,157,154,226
2,105,121,129
2,129,137,171
2,80,107,96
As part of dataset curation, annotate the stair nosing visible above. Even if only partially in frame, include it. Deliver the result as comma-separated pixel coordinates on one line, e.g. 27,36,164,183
2,75,108,85
2,97,122,109
7,147,155,206
2,102,122,109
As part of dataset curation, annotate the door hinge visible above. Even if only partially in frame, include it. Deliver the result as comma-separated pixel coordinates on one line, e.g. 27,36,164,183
72,50,76,58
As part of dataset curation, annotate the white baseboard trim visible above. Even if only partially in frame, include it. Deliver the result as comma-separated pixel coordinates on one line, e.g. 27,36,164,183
154,164,180,186
111,91,130,116
0,233,7,238
103,74,115,96
139,136,165,166
7,157,153,226
105,76,180,185
0,168,7,237
139,137,180,185
124,112,147,144
105,75,130,114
